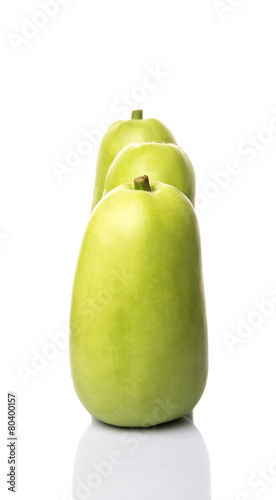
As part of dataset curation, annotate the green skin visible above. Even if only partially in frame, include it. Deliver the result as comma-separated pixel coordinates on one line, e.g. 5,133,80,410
91,110,177,210
103,142,196,205
70,177,208,427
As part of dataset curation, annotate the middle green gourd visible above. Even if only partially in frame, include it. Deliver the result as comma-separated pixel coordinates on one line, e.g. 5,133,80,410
103,142,196,205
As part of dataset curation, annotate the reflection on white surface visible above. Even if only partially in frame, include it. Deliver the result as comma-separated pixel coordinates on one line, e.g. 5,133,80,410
73,415,211,499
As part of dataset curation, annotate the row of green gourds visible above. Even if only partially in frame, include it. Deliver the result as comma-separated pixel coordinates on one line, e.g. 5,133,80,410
70,109,208,428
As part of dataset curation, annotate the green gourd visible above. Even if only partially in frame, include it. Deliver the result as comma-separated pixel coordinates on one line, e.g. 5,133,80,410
70,176,208,427
91,110,176,210
103,142,196,205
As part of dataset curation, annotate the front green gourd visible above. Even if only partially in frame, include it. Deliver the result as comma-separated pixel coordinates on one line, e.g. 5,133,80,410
70,176,208,427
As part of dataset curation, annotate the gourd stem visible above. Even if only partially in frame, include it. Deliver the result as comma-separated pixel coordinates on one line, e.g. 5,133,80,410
133,175,152,192
131,110,143,120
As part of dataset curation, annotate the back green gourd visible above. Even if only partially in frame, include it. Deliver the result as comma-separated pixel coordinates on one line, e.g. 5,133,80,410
91,110,177,210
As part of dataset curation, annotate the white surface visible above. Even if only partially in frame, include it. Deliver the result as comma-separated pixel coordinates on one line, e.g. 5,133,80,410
1,1,276,499
73,416,210,500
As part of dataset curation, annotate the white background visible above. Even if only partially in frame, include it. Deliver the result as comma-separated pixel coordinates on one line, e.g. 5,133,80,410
1,0,276,499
